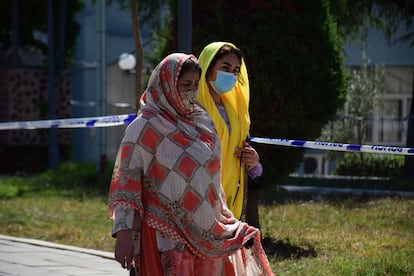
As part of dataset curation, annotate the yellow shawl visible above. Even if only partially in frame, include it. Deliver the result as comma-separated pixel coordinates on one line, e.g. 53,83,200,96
197,42,250,219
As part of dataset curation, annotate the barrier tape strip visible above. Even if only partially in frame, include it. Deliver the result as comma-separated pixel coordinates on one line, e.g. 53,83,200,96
249,137,414,156
0,114,137,130
70,100,135,109
1,114,413,156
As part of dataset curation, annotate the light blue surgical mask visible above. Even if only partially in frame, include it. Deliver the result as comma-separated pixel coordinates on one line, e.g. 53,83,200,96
209,70,237,94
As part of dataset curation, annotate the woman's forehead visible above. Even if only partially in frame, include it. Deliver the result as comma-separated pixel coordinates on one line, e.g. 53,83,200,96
178,70,200,81
216,53,240,67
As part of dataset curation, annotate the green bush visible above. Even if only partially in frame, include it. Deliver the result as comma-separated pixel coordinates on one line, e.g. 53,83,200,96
189,0,347,187
0,161,114,199
335,153,404,177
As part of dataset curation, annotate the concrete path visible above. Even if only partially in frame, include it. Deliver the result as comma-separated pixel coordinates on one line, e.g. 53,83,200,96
0,234,127,276
279,185,414,197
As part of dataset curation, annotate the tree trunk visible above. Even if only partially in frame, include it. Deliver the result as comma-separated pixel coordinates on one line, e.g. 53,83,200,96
245,185,261,229
130,0,143,111
402,71,414,179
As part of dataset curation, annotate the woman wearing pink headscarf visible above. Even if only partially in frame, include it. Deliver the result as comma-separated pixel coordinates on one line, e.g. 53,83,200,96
108,53,273,275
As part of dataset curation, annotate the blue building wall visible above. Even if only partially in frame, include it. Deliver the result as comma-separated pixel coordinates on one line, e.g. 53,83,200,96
343,25,414,66
71,1,137,163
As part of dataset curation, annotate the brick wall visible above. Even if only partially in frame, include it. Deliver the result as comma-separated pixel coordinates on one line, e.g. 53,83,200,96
0,68,71,146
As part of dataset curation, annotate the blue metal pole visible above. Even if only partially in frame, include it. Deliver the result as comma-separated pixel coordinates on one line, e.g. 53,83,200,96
11,0,19,66
58,0,67,72
96,1,107,172
178,0,192,53
48,0,59,169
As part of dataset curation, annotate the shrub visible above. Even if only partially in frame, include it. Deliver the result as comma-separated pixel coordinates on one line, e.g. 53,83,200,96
0,161,114,198
189,0,347,187
335,153,404,177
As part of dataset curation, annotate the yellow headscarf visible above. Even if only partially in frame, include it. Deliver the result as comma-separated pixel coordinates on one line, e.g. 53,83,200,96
197,42,250,219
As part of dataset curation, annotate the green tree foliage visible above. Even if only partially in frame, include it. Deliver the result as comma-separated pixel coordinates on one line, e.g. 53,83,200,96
247,1,346,186
0,0,84,67
161,0,347,227
329,0,414,46
188,0,347,187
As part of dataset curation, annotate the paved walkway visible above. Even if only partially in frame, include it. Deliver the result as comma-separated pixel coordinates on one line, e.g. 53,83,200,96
279,185,414,197
0,234,127,276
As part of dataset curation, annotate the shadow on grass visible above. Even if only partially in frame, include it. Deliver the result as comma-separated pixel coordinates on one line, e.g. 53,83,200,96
258,187,414,261
261,237,317,260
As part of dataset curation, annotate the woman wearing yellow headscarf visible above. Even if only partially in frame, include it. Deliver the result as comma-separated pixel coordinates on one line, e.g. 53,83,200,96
198,42,263,220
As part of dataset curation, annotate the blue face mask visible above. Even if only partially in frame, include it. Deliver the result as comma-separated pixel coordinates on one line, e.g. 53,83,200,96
209,70,237,94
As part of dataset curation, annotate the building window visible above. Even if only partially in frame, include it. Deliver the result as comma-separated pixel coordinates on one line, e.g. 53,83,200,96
369,67,412,146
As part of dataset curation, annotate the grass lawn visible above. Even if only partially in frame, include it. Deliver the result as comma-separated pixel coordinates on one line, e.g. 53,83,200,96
1,163,413,275
259,192,414,275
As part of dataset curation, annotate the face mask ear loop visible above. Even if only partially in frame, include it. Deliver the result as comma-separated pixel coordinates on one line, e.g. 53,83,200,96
233,151,244,206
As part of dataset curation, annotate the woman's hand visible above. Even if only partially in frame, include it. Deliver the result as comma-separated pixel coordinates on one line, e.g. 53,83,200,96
234,140,260,170
114,229,135,270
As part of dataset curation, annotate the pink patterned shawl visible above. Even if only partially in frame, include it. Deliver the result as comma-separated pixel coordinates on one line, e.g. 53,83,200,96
108,53,272,274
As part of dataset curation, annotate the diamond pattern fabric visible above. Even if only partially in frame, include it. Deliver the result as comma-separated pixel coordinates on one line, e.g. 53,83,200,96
108,53,273,275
